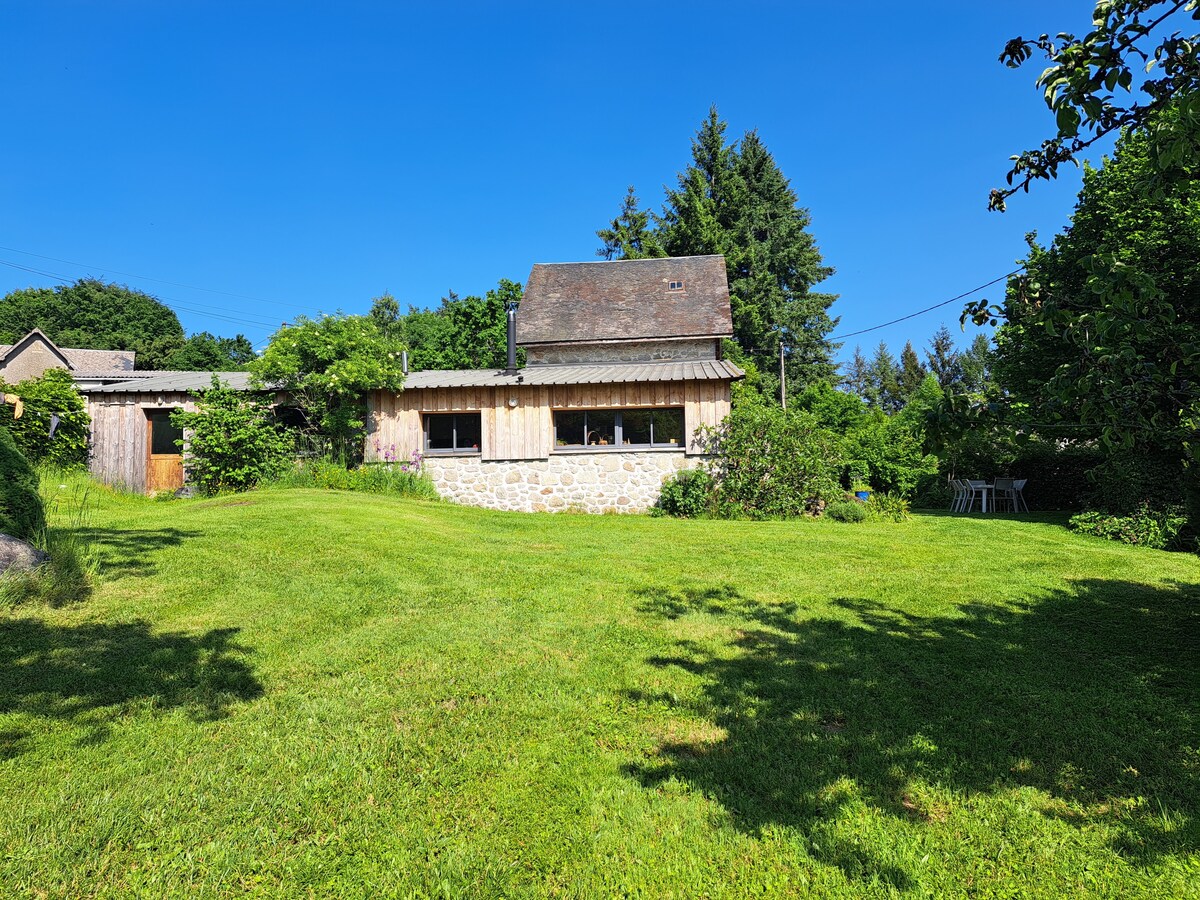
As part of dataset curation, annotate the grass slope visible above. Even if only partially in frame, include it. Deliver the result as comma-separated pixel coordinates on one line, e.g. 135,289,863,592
1,485,1198,898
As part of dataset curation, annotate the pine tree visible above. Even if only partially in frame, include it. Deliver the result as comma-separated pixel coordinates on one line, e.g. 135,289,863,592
869,341,903,413
659,108,739,260
595,187,664,260
926,324,963,390
898,341,928,400
959,333,994,396
648,108,837,392
843,345,877,405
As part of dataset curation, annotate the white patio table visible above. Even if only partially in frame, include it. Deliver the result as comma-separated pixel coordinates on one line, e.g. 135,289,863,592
967,480,993,513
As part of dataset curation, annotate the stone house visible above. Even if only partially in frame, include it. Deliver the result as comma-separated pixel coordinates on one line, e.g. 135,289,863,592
366,255,743,512
0,328,136,385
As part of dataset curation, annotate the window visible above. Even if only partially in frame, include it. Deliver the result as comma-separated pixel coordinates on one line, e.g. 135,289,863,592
424,413,481,453
554,408,684,449
667,280,685,290
146,410,182,455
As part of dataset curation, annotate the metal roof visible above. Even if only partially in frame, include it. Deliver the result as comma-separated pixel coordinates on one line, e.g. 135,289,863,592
83,371,256,394
84,360,743,395
401,359,743,390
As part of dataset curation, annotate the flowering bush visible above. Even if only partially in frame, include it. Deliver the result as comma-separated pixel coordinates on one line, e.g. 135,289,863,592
251,314,407,464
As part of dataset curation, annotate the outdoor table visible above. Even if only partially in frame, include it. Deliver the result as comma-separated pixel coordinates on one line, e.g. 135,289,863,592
968,481,993,513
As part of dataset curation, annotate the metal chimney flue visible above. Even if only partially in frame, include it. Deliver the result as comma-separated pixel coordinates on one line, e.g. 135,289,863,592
505,301,518,374
401,350,408,375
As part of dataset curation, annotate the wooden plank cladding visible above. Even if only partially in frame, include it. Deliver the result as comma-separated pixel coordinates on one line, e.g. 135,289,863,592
366,379,730,463
85,391,198,493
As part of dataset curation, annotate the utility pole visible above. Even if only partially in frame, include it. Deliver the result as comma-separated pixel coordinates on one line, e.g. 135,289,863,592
779,341,787,410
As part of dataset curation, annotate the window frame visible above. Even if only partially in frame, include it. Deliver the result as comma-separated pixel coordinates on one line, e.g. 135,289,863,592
552,407,685,452
423,412,482,454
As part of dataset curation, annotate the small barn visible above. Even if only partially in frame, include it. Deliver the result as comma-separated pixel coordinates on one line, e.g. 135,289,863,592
366,255,742,512
81,371,254,494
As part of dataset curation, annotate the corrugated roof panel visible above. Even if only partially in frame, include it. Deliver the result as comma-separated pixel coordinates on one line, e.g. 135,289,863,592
85,371,256,394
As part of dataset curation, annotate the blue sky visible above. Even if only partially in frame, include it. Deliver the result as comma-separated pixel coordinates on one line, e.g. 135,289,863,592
1,2,1105,365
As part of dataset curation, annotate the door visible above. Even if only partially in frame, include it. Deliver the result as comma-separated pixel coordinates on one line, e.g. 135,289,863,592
146,410,184,493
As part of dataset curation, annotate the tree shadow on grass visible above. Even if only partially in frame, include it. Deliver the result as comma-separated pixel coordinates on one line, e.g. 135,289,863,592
0,619,262,757
629,579,1199,886
76,527,200,579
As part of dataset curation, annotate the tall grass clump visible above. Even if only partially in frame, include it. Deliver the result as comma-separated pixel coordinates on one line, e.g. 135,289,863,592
1,469,99,607
272,455,439,500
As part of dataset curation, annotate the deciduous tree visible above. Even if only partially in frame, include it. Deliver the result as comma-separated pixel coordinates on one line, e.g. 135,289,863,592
0,278,185,369
251,314,407,463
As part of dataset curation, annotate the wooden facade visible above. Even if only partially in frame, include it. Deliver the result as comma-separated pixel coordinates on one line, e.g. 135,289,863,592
85,392,196,493
366,379,730,462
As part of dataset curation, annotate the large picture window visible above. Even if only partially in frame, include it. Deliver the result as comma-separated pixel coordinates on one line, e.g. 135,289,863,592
424,413,482,453
553,408,684,449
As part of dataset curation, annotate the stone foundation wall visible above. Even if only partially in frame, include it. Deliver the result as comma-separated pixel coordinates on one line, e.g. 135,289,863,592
525,339,718,365
422,452,702,513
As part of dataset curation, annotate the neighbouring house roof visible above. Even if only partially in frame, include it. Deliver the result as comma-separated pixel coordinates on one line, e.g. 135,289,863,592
83,371,256,394
399,359,743,390
517,255,733,346
0,329,135,373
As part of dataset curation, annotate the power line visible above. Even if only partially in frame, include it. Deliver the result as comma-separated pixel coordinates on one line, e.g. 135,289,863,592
830,270,1022,341
0,243,325,313
0,258,282,331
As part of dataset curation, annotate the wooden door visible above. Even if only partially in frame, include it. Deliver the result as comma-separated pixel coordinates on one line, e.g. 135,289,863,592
146,410,184,493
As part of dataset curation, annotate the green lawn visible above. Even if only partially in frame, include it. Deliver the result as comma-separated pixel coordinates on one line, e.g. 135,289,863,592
2,484,1198,898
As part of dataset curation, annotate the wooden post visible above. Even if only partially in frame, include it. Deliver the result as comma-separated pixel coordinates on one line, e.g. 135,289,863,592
779,342,786,410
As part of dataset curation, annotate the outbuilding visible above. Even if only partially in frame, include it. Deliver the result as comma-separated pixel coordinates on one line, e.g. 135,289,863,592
366,255,742,512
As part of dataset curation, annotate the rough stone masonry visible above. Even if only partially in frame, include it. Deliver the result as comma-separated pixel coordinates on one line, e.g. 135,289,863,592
421,452,704,513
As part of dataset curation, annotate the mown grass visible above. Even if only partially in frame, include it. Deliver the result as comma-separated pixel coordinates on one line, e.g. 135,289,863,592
0,485,1197,898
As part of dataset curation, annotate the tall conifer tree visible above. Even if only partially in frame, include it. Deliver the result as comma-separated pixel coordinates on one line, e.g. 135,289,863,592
869,342,903,413
843,345,876,405
926,325,963,390
898,341,928,400
599,107,838,397
596,187,664,261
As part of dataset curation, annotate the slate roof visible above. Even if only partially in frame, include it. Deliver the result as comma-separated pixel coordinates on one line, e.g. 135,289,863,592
0,329,135,373
84,371,255,394
399,359,743,390
517,255,733,346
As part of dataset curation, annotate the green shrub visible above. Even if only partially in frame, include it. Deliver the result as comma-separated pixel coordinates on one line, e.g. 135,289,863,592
1085,451,1183,516
866,492,911,522
825,500,868,523
0,368,90,468
0,426,45,540
171,378,293,495
655,468,714,518
1068,504,1187,550
699,401,842,518
274,456,440,500
912,474,955,509
842,413,938,499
